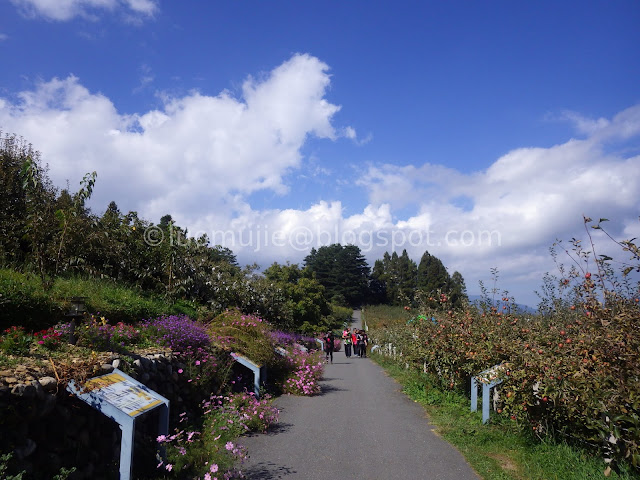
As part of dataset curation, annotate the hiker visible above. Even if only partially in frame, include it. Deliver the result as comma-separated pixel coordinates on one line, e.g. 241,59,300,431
342,327,352,358
355,330,364,357
324,331,334,364
352,329,359,357
360,330,368,358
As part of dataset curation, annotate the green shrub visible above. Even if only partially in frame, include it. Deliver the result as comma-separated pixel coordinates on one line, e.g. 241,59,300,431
206,309,277,367
365,231,640,474
50,277,172,323
0,270,196,331
0,269,61,331
326,303,354,327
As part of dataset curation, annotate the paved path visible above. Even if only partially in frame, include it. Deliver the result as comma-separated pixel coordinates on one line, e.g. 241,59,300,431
239,311,479,480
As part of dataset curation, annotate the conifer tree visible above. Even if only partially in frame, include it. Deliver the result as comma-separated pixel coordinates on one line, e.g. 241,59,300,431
417,250,450,294
304,244,370,307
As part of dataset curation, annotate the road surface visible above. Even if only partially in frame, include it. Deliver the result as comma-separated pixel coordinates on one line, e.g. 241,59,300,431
240,310,479,480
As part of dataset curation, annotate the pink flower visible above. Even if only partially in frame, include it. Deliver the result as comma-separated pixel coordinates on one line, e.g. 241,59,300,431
178,369,183,374
204,474,211,480
225,441,234,451
210,463,219,473
165,463,173,471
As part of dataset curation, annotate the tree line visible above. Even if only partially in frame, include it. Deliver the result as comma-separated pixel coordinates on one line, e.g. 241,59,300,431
0,131,467,332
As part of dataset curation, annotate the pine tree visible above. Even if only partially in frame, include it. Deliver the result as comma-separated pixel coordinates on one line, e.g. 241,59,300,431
417,250,450,294
304,244,370,307
369,250,416,305
449,271,468,308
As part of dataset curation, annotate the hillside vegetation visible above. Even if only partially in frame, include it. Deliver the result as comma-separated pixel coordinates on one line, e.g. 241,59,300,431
366,217,640,475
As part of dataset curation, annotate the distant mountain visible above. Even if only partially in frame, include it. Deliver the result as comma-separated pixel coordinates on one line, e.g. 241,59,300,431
467,295,537,314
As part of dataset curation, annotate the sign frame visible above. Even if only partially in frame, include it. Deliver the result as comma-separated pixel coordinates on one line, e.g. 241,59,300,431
67,368,169,480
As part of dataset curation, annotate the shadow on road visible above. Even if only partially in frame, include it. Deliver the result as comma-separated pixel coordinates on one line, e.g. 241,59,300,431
243,422,293,438
318,383,346,395
243,461,297,479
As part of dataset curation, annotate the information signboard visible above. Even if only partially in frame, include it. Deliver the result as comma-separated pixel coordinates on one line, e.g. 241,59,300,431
67,368,169,480
82,372,164,417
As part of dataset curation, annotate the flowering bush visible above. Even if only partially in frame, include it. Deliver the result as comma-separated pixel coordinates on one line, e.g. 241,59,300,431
157,391,278,479
269,330,317,350
0,326,33,356
110,322,140,346
77,314,113,350
141,314,210,351
216,391,280,433
282,349,324,396
207,309,276,365
33,327,64,350
173,345,227,390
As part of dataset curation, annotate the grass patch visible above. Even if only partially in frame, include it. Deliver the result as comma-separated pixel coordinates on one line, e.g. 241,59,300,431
50,276,191,323
371,354,638,480
0,269,200,331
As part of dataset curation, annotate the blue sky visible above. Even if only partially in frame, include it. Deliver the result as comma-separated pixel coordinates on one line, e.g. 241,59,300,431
1,0,639,306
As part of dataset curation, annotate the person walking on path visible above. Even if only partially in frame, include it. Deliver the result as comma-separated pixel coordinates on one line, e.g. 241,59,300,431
342,327,352,358
360,330,368,358
352,329,359,357
324,331,334,364
357,330,366,358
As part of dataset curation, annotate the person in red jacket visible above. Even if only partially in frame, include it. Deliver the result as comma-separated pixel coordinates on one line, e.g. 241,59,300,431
352,330,359,357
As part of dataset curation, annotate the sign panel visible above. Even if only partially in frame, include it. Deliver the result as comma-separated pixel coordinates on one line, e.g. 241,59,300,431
83,372,163,417
67,369,169,480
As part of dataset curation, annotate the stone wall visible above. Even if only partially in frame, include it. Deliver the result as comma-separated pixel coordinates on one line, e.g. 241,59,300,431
0,351,222,480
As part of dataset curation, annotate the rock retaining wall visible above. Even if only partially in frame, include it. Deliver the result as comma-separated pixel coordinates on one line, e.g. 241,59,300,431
0,351,220,480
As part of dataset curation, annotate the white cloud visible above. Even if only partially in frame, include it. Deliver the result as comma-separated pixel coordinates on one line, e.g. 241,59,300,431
0,33,8,41
1,52,638,306
353,105,640,304
343,126,356,139
554,105,640,141
10,0,158,21
0,53,342,223
133,64,154,93
557,110,610,136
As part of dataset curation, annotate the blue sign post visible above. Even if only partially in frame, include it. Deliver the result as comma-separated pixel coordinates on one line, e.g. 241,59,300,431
470,364,505,424
67,368,169,480
230,352,265,399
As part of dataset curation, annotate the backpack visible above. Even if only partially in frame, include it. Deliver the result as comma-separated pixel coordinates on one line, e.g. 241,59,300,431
325,334,333,350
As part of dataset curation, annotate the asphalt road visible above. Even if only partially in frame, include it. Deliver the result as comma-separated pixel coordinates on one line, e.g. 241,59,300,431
239,310,480,480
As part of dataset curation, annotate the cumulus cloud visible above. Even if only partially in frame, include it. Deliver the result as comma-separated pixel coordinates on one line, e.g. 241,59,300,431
353,105,640,303
10,0,158,21
1,52,638,305
0,53,343,223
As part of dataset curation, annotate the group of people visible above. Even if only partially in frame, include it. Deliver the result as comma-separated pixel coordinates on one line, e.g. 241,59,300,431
322,327,369,364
